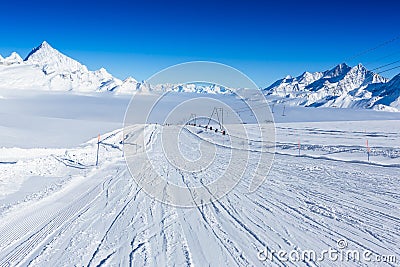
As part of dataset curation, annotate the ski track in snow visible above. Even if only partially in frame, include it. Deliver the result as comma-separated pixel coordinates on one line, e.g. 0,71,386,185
0,125,398,267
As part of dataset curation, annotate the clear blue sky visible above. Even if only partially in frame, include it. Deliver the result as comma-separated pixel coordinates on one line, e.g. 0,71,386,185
1,0,399,87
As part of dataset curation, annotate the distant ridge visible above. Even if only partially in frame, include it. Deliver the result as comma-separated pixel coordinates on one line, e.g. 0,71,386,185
0,41,399,111
264,63,399,111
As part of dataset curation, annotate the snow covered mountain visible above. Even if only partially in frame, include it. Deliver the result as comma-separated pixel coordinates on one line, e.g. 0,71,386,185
364,73,400,112
0,41,231,94
0,52,23,65
0,41,399,110
264,63,400,111
112,80,231,95
0,41,122,92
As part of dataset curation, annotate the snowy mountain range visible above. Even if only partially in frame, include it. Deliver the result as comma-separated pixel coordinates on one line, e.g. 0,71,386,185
0,41,230,94
0,42,118,92
264,63,400,111
0,41,399,111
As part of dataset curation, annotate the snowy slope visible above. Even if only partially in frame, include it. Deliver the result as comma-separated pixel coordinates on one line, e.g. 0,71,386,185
0,88,399,266
0,124,399,266
264,63,400,111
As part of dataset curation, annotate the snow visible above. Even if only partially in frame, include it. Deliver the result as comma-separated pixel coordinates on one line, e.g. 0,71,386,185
2,52,23,65
0,42,235,95
0,40,399,265
1,41,399,114
0,89,399,266
25,41,89,74
0,42,124,92
0,90,128,148
264,63,400,111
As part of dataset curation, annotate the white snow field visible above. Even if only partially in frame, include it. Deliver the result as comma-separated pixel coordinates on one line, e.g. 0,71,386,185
0,91,399,266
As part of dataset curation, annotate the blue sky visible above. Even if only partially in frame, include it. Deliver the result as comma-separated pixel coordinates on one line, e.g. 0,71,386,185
0,0,399,87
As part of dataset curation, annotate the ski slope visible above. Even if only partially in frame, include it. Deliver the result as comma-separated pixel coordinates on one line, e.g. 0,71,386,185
0,122,399,266
0,90,399,266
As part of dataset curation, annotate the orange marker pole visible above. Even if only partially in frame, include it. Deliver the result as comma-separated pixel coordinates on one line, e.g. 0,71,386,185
96,134,100,166
366,139,370,162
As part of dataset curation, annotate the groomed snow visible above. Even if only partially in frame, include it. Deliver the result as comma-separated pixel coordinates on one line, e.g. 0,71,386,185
0,91,399,266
